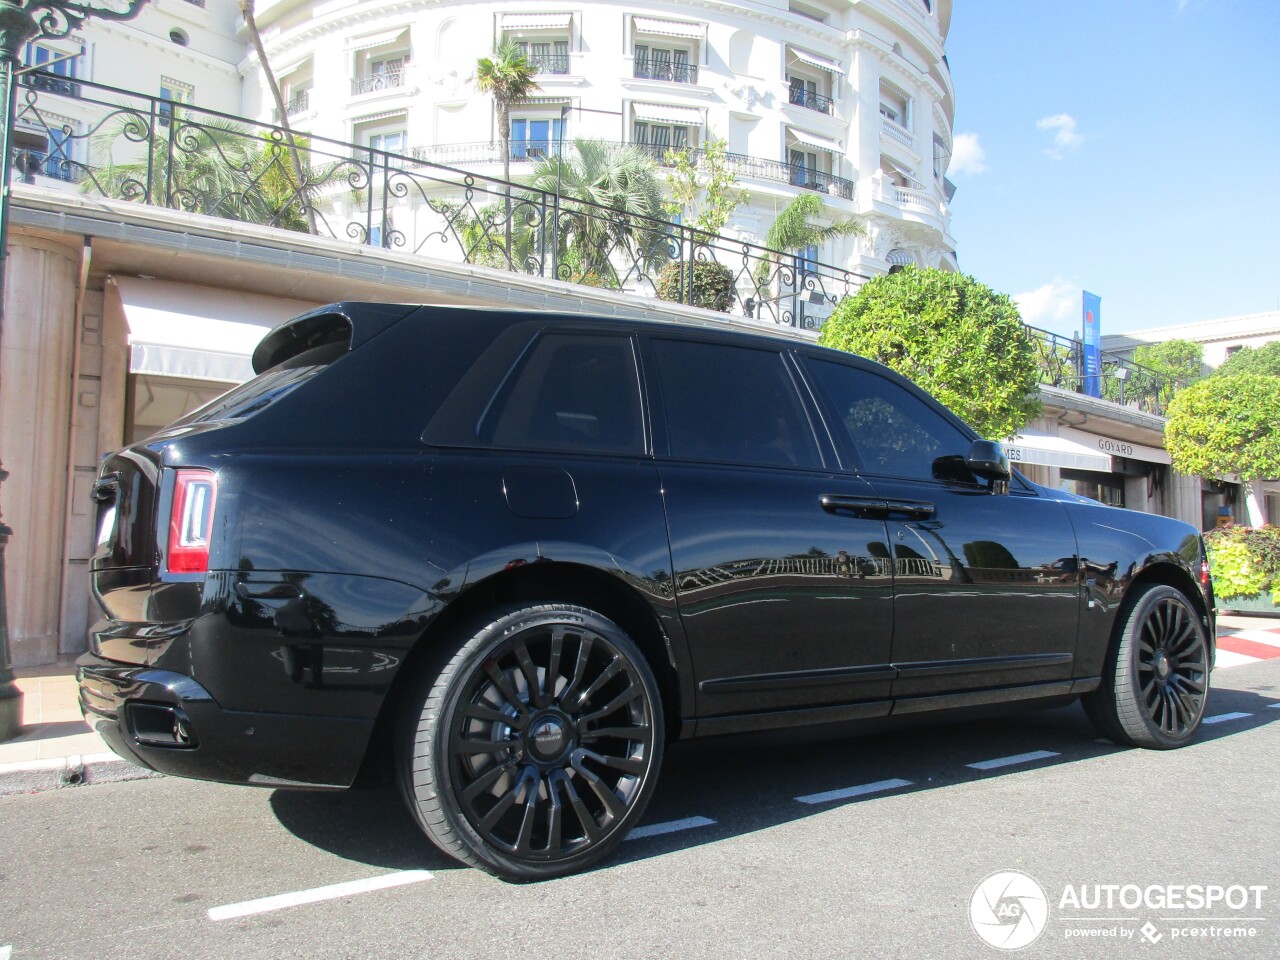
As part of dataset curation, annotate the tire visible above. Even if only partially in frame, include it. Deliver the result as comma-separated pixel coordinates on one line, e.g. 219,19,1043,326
1083,584,1210,749
397,604,665,881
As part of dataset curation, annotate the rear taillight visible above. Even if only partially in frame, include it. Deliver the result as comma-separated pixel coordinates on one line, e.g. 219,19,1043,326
167,469,217,574
1200,557,1212,589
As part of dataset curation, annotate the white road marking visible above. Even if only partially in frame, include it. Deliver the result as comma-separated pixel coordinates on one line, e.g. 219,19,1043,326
625,816,716,840
967,750,1060,771
1202,712,1251,725
207,870,432,922
1,944,11,960
1215,650,1261,669
1269,702,1280,710
795,778,913,806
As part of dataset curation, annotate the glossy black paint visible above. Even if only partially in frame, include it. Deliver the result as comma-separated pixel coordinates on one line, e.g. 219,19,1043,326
78,304,1215,790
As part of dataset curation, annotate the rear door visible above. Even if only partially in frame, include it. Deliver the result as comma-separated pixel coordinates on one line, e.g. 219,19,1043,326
800,354,1081,703
644,334,895,725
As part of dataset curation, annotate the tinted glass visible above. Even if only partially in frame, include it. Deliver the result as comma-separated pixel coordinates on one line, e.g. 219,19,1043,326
807,358,973,481
653,339,821,469
486,333,644,455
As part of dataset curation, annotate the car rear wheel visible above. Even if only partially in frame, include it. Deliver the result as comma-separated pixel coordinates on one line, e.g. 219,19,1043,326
1084,584,1210,749
398,604,664,881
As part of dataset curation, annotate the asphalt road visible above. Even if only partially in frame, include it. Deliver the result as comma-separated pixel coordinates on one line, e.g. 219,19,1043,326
2,660,1278,960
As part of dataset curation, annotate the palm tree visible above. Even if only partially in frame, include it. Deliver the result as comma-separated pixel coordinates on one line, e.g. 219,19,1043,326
240,0,316,233
755,192,863,288
474,41,539,183
525,139,668,286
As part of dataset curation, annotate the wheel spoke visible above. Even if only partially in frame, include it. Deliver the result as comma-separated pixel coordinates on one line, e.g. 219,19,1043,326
483,661,531,720
477,766,533,834
568,656,623,710
452,736,518,756
577,683,642,726
584,749,646,777
460,759,512,803
512,637,546,709
558,636,595,706
462,702,520,728
580,723,650,742
546,627,565,705
544,780,564,855
560,774,604,843
513,775,541,856
571,753,627,820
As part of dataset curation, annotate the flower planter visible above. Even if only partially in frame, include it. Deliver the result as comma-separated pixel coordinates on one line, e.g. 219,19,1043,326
1217,591,1280,618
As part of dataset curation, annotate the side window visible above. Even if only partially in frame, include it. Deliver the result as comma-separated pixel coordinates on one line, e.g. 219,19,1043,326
806,358,974,482
652,339,821,469
485,333,644,455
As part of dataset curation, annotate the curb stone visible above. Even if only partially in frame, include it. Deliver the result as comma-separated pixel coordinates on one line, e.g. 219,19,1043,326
0,754,162,796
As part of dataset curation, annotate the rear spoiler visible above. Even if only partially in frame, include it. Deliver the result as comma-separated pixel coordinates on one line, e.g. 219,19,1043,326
251,302,420,375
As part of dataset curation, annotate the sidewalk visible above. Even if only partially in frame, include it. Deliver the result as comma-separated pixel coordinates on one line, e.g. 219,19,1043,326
2,612,1278,794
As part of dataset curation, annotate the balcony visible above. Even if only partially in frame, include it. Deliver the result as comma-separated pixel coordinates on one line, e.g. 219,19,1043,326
19,72,78,98
788,87,833,116
12,149,81,183
880,116,914,149
272,90,310,123
351,70,405,96
528,54,570,76
632,58,698,84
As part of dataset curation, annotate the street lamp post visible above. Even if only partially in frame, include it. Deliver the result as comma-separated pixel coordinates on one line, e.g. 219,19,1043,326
0,0,149,742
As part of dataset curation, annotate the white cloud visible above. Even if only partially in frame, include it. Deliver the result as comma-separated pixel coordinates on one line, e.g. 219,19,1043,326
1014,278,1081,333
949,133,987,176
1035,114,1084,159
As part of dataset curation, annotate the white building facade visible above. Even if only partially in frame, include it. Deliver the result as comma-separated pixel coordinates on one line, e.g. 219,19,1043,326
239,0,959,277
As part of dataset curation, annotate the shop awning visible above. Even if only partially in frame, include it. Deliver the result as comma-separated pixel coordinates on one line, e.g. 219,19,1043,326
1057,426,1172,465
109,277,318,384
632,102,703,125
789,47,845,76
1003,430,1113,473
502,12,573,30
789,128,843,155
633,16,703,40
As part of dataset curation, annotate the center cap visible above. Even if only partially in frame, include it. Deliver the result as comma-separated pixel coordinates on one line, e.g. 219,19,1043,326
1154,651,1171,680
529,717,568,760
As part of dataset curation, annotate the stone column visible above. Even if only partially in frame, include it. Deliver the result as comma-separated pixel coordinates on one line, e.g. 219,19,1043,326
0,233,80,666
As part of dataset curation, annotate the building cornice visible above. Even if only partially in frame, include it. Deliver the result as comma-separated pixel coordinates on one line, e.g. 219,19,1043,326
97,19,243,77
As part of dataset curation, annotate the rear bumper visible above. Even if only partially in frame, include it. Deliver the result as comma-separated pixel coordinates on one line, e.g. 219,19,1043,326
77,653,373,789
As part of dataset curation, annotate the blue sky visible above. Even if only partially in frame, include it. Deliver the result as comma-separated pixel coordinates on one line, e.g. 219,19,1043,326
943,0,1280,335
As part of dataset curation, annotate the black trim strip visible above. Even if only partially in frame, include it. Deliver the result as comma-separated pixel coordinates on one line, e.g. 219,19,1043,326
700,663,898,694
892,652,1074,678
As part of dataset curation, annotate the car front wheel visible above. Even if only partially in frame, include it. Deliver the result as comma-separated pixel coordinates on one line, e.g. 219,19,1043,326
399,604,664,881
1084,584,1210,749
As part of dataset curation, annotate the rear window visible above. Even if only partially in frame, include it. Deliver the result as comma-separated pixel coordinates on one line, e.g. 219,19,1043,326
171,341,344,427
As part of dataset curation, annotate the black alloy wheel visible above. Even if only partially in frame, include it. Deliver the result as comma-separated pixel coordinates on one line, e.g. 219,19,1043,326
1084,584,1210,749
399,604,664,880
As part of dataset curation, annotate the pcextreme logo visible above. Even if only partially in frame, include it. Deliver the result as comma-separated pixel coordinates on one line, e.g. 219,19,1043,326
969,871,1050,950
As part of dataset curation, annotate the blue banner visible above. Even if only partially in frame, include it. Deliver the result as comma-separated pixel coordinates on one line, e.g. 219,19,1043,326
1082,291,1102,398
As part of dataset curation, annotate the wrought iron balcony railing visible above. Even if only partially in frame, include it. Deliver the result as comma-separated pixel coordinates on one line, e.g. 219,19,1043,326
13,150,81,183
788,87,834,115
273,91,310,122
528,55,570,75
632,58,698,84
351,70,405,96
1026,325,1178,416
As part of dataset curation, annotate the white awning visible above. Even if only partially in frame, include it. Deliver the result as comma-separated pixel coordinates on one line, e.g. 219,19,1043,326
1003,430,1113,473
502,12,573,30
1058,426,1172,465
790,47,845,77
109,277,319,384
788,128,843,155
346,27,408,52
632,102,703,125
633,16,704,40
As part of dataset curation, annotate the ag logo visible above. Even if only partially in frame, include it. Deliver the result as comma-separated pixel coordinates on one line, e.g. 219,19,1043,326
969,871,1049,950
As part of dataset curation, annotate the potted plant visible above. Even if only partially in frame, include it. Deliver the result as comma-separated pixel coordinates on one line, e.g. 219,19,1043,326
1203,524,1280,616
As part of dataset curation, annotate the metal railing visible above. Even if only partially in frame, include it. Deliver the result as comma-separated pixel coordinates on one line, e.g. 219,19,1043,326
788,87,834,115
12,70,866,330
351,70,405,96
528,54,570,75
1026,325,1179,416
632,58,698,84
273,91,310,122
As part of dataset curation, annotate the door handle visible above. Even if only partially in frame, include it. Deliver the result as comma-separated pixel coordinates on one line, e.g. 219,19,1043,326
882,499,936,520
820,495,889,519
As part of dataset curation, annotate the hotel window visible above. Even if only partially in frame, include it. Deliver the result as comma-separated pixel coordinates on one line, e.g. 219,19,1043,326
632,17,702,83
633,121,689,161
515,40,570,75
502,13,574,75
510,116,564,159
23,42,81,96
350,30,410,96
933,134,948,178
879,81,911,128
158,78,194,127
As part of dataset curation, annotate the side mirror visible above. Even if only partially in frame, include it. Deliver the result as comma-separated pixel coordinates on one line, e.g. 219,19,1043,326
965,440,1011,484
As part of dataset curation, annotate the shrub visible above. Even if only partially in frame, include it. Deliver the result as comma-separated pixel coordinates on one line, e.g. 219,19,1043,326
1203,524,1280,604
655,260,735,313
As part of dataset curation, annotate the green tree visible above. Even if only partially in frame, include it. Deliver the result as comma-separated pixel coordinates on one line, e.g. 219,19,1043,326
819,266,1042,440
1132,339,1203,384
473,40,540,193
1215,340,1280,378
525,139,667,286
755,192,862,287
1165,373,1280,525
661,137,747,236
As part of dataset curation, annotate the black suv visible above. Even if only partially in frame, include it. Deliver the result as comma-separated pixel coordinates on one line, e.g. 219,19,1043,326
79,303,1215,880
